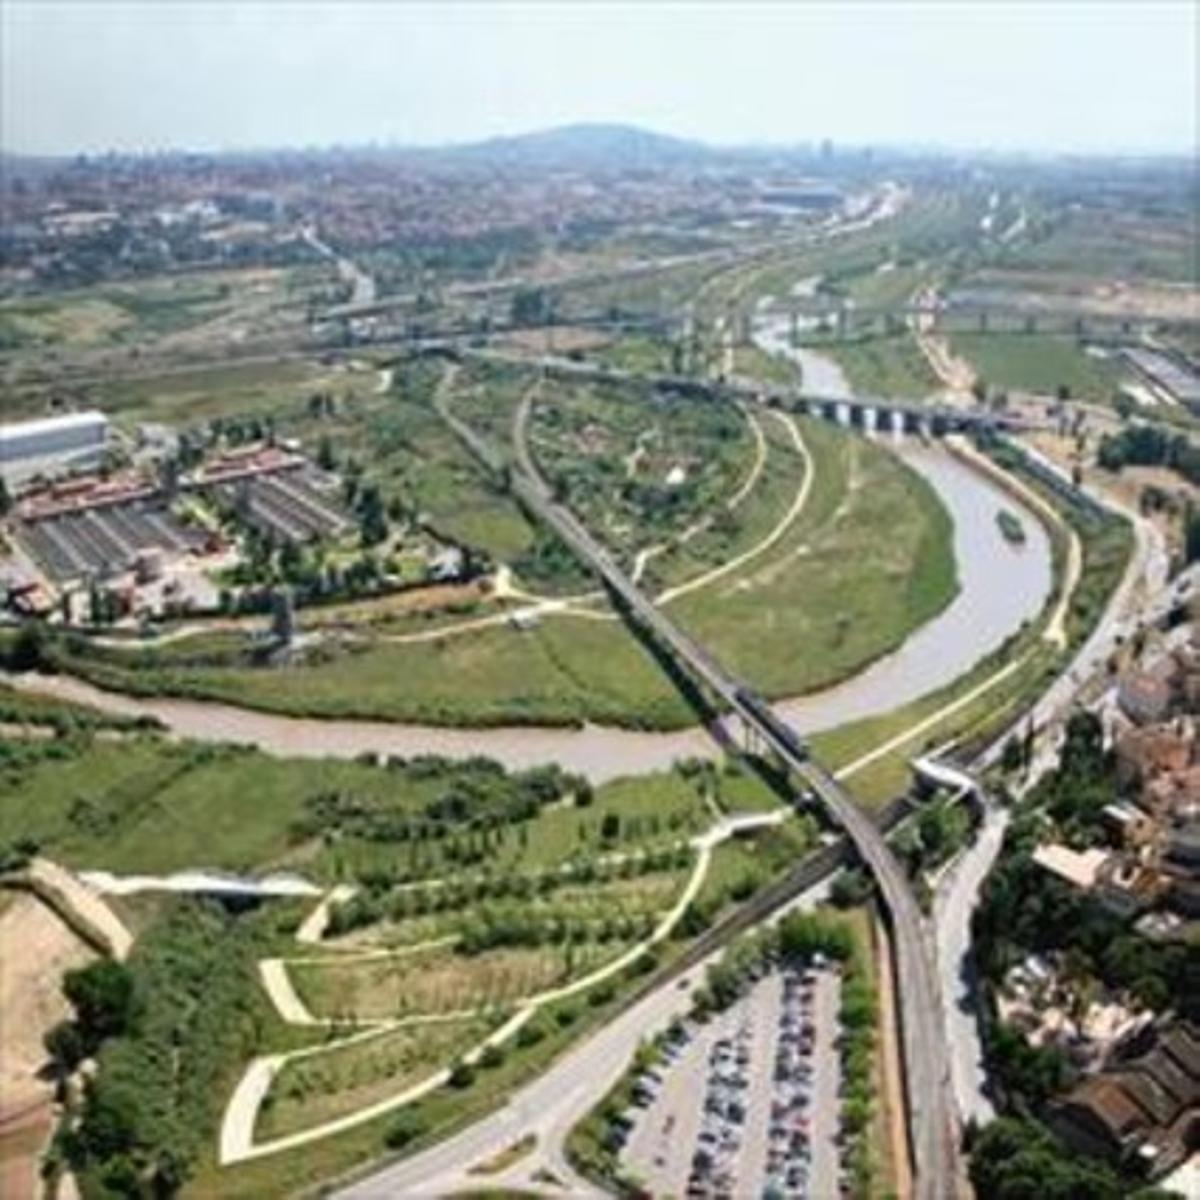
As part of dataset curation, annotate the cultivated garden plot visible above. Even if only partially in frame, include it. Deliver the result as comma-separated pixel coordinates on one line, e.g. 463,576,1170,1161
288,939,638,1023
255,1016,495,1141
526,377,756,569
325,867,692,952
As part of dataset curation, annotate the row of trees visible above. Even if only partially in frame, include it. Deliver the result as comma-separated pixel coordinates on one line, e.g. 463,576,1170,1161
45,902,272,1198
326,842,692,937
294,759,593,851
968,1118,1176,1200
1098,422,1200,487
455,903,659,955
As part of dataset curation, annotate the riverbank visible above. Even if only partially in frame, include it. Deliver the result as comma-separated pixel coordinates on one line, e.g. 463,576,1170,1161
3,429,1055,794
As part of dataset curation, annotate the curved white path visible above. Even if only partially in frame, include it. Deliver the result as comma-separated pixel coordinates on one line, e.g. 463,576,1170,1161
219,811,785,1164
656,410,811,605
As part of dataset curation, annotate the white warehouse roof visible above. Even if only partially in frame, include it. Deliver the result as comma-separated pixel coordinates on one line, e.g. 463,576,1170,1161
0,409,108,448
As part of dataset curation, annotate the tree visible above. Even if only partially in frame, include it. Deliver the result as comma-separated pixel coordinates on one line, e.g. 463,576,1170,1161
600,813,621,842
969,1117,1121,1200
44,1020,85,1079
317,434,337,471
1186,503,1200,565
511,286,552,326
447,1059,476,1088
830,869,873,908
357,482,388,548
1001,735,1024,774
6,620,49,671
918,804,950,861
63,960,138,1049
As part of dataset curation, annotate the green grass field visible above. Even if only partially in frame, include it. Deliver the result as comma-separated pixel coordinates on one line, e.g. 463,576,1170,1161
289,941,625,1021
0,736,710,881
819,335,941,400
0,266,323,355
670,417,957,701
949,333,1121,401
257,1018,495,1141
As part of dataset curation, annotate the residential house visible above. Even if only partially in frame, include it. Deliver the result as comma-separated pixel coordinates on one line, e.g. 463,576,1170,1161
1048,1020,1200,1178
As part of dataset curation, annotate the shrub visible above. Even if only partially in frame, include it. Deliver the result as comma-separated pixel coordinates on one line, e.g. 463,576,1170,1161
478,1043,505,1070
447,1060,476,1089
385,1108,427,1150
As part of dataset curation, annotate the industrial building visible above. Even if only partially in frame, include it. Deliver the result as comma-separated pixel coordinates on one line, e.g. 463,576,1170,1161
0,411,110,487
16,502,212,586
1120,349,1200,414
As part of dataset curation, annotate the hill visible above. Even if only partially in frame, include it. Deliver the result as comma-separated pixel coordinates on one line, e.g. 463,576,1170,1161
445,122,711,170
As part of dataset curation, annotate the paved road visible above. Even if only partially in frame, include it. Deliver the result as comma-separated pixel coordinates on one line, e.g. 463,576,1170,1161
933,458,1175,1127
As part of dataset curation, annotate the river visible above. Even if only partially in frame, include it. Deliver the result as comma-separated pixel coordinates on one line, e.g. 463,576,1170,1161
8,337,1052,782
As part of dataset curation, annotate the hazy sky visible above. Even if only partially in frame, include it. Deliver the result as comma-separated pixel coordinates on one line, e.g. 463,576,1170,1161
3,1,1195,156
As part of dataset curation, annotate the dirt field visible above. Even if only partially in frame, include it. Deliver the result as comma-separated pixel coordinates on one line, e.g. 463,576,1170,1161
966,269,1199,320
0,892,97,1196
495,326,613,355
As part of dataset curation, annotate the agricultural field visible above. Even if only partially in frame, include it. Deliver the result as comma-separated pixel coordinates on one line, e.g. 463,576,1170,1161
645,410,800,590
329,865,692,953
948,332,1122,401
526,378,756,567
289,941,626,1022
995,203,1196,284
0,265,328,354
88,356,368,427
592,333,680,376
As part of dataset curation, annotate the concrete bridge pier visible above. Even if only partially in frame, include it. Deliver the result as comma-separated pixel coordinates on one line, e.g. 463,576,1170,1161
836,401,852,427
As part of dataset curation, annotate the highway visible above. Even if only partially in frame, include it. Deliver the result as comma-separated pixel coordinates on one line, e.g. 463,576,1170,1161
492,408,962,1198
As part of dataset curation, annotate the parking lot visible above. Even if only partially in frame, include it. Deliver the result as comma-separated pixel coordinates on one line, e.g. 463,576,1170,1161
623,963,843,1198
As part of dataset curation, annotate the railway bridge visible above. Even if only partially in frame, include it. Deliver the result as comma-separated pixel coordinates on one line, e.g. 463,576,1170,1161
436,384,965,1199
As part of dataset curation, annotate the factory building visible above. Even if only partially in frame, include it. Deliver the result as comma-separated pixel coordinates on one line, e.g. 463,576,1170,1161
0,411,110,487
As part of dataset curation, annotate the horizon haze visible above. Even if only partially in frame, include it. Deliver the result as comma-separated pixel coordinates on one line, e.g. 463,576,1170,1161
2,0,1196,159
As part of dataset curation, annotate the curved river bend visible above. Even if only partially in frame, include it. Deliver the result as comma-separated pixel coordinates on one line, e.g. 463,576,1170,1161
9,345,1051,782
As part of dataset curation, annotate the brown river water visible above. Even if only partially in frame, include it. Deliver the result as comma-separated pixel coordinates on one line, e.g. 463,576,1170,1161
8,413,1051,783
